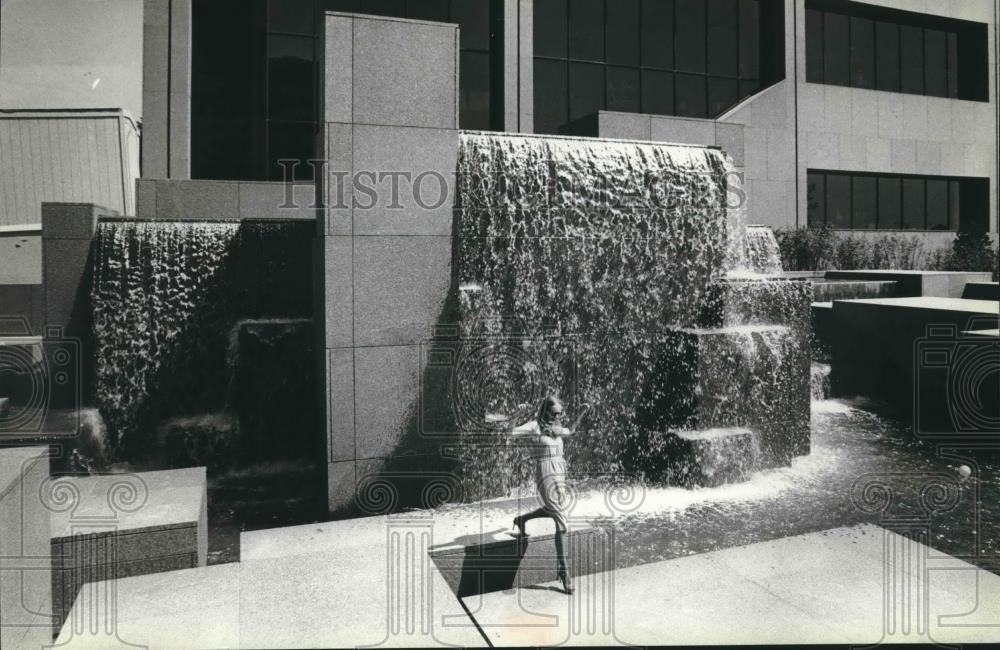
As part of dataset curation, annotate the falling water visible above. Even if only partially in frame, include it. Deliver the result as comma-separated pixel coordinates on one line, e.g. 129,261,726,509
453,132,742,497
92,221,240,453
742,225,784,276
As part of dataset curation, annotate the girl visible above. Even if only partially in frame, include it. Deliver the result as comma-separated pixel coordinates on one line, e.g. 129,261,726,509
504,396,590,595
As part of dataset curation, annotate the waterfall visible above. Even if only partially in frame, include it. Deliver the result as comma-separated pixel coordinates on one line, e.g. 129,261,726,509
741,225,784,276
452,132,739,496
92,221,240,453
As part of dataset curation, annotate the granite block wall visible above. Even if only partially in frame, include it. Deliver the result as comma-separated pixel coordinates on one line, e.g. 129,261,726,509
318,13,461,513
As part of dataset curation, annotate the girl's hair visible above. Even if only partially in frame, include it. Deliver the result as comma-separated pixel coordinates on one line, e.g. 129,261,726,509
537,395,564,423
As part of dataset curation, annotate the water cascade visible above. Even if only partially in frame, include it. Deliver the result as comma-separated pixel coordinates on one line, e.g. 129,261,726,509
91,220,314,464
450,132,811,498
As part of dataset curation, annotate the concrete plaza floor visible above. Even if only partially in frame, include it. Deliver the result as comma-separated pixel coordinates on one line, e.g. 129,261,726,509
55,517,1000,648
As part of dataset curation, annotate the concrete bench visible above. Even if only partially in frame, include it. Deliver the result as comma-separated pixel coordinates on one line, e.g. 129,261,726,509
48,467,207,635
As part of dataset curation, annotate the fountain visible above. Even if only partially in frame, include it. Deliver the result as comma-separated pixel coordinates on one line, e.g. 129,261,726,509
450,132,812,497
90,219,314,467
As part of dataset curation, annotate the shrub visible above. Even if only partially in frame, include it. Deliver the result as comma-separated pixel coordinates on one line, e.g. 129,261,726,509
944,231,998,276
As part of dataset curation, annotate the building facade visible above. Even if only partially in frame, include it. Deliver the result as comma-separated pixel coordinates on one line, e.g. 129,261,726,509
143,0,998,241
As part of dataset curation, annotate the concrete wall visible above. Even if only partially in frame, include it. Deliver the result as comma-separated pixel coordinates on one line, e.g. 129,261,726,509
603,0,998,237
0,110,140,227
792,0,999,237
135,179,317,220
0,447,52,650
596,111,746,169
142,0,192,179
317,13,460,512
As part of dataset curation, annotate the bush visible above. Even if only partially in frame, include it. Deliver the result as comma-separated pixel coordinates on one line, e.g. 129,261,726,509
944,231,998,276
773,228,998,275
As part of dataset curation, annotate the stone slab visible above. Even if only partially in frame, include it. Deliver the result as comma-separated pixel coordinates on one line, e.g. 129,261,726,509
431,527,611,598
464,524,1000,646
824,270,995,299
41,203,107,240
47,467,207,635
963,282,1000,301
634,325,810,469
0,447,52,650
54,535,485,648
830,297,999,436
350,15,458,130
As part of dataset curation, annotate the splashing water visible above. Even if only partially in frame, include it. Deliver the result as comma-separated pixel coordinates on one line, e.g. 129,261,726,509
92,221,240,454
452,132,747,498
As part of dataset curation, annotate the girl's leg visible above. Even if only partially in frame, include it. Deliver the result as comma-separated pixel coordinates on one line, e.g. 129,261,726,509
514,507,549,535
554,530,574,594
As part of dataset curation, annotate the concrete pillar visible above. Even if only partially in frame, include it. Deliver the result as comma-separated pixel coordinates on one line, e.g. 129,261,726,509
41,202,115,412
317,12,460,513
142,0,192,180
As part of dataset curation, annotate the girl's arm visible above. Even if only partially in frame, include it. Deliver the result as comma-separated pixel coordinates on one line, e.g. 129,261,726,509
556,403,592,437
508,420,539,438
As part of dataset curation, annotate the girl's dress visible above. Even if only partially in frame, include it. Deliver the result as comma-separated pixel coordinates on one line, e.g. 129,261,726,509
515,420,570,532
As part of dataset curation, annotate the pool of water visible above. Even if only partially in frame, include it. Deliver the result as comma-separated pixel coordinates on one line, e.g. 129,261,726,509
611,398,1000,572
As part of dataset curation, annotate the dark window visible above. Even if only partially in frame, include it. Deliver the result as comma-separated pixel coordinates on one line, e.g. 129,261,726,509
805,8,824,82
461,51,492,130
268,121,315,181
569,62,605,121
826,175,851,228
641,0,673,69
568,0,604,61
949,180,961,229
607,66,641,112
406,0,450,22
924,29,947,97
899,25,923,94
607,0,640,66
641,69,674,115
875,21,900,92
195,0,503,180
807,172,825,227
708,0,739,77
533,0,779,133
535,0,568,58
902,178,925,229
361,0,406,17
926,180,950,230
708,78,738,118
852,176,877,229
675,0,707,73
822,12,849,86
675,73,707,118
878,177,901,229
947,32,959,98
849,17,875,89
805,2,987,102
739,0,761,79
534,59,569,134
268,35,315,122
268,0,313,34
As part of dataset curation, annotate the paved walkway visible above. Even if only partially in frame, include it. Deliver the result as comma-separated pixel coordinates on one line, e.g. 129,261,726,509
55,519,1000,648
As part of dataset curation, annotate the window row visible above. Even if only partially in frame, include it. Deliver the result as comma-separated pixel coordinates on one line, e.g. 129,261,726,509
807,171,990,233
192,0,500,181
805,1,988,101
534,0,781,134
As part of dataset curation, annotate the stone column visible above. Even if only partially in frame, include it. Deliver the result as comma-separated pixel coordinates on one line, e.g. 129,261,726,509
317,12,460,513
142,0,192,180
